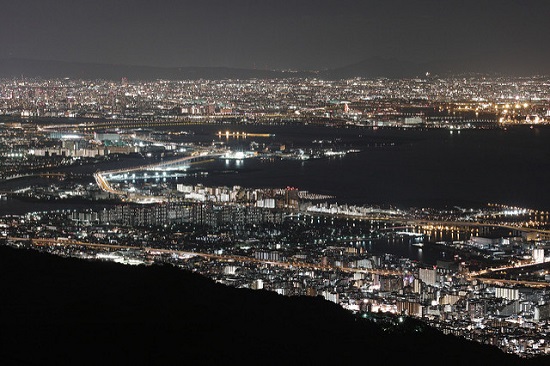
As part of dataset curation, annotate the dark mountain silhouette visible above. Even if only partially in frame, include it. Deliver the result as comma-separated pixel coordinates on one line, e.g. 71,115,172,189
0,58,313,80
321,56,427,79
322,55,550,79
0,245,548,365
2,56,549,81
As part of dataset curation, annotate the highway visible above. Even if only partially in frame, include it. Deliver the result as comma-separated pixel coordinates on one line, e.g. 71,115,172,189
42,115,298,132
93,151,224,199
404,219,550,239
7,236,550,288
94,171,125,195
299,211,550,240
8,236,402,277
467,261,550,288
469,276,550,288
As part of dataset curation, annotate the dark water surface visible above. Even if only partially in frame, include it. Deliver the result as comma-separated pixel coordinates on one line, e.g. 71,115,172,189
3,124,548,264
176,124,550,210
2,124,549,212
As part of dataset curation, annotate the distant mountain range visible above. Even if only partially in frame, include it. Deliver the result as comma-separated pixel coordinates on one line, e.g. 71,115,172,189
323,56,550,79
1,245,547,365
0,56,548,80
0,58,313,80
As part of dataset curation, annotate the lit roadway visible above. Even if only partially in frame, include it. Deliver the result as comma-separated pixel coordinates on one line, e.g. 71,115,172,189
466,261,550,289
403,219,550,239
94,171,125,195
41,115,294,132
93,150,224,200
468,277,550,288
300,210,550,239
10,237,402,277
8,236,550,288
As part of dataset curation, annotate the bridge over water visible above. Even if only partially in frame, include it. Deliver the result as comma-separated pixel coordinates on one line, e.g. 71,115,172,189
93,151,224,200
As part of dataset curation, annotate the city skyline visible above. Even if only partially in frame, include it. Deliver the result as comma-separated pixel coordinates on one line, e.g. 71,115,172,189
1,1,550,363
1,75,550,360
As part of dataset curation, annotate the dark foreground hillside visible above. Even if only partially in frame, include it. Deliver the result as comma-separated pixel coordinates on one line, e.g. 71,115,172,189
0,246,547,366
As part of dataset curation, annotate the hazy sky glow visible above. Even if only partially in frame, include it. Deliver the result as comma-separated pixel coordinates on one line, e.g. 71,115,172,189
1,0,549,70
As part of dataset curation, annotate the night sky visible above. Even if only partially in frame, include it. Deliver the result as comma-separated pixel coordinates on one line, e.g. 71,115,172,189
1,0,549,71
